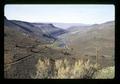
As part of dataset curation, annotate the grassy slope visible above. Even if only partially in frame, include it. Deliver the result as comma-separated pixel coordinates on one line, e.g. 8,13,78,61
4,21,115,79
57,21,115,67
4,26,73,78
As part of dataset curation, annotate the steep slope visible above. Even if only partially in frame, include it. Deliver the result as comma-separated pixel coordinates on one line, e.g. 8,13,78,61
33,23,67,36
4,25,70,79
71,21,114,56
4,16,114,78
57,21,115,67
4,17,46,43
4,17,70,78
4,17,67,43
58,21,114,55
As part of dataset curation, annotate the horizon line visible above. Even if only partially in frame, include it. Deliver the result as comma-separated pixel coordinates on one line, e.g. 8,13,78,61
5,16,114,25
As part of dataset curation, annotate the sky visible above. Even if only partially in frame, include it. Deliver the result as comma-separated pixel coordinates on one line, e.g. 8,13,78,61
4,4,115,24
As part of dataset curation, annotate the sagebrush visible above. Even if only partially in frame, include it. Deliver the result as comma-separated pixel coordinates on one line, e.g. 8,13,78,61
31,58,102,79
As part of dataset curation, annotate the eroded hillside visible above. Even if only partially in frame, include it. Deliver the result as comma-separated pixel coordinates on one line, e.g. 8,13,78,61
4,18,115,79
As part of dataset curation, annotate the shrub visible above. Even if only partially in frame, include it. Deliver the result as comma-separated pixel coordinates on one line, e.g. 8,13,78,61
92,66,115,79
32,58,50,79
32,58,101,79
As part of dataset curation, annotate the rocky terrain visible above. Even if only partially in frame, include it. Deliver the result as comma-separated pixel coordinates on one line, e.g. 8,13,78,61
4,16,67,43
4,17,115,79
4,17,70,78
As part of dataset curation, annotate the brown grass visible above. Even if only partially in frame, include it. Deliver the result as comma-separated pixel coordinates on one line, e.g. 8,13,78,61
31,58,101,79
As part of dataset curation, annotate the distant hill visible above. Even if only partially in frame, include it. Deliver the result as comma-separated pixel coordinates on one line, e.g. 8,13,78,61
4,25,70,78
4,16,67,43
53,23,90,29
58,21,115,58
4,16,114,78
32,23,67,37
4,17,69,78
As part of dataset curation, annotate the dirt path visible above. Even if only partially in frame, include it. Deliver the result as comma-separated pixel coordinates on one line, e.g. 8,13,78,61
4,54,33,66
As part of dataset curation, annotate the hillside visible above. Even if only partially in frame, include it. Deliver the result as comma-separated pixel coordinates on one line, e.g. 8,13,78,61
4,18,115,78
56,21,115,67
4,17,67,43
4,25,71,78
4,17,71,78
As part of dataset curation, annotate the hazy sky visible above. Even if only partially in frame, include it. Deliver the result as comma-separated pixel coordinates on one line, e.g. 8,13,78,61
5,4,114,24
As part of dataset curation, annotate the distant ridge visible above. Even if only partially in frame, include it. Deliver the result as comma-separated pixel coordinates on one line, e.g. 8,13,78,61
4,16,67,43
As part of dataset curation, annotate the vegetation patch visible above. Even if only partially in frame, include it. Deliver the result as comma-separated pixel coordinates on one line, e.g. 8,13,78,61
32,58,101,79
92,66,115,79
